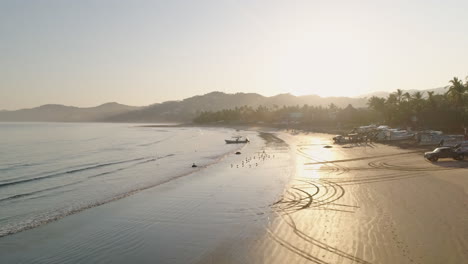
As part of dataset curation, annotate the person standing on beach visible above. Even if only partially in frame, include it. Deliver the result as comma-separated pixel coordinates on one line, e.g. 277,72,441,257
438,139,444,147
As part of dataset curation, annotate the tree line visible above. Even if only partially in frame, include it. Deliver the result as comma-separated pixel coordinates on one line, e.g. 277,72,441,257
194,103,379,128
194,76,468,133
367,76,468,132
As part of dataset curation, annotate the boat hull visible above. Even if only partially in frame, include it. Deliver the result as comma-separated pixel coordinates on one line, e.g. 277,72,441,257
225,140,249,144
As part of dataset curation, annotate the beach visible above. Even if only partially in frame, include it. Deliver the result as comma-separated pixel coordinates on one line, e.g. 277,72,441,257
246,132,468,264
0,125,293,263
0,126,467,264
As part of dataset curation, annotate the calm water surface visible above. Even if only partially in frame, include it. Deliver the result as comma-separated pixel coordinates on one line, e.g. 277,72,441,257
0,123,238,237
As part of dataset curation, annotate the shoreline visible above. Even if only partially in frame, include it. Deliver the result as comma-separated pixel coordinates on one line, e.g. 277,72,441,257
0,126,244,238
1,126,467,263
0,128,295,263
140,122,437,152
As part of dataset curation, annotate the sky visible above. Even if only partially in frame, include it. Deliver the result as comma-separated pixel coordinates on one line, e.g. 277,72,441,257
1,0,468,110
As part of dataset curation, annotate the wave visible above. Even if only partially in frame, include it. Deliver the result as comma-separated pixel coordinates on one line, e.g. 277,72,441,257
88,154,175,179
0,161,100,183
0,146,239,238
0,157,152,188
0,154,176,204
0,162,41,172
0,181,83,204
138,136,173,147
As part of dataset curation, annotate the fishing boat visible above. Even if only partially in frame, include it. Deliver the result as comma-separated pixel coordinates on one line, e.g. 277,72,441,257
225,136,249,144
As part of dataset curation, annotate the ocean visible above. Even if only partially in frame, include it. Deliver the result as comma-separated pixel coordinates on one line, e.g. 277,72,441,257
0,122,241,237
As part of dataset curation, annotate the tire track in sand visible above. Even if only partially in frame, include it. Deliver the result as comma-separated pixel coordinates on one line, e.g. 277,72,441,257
265,143,436,263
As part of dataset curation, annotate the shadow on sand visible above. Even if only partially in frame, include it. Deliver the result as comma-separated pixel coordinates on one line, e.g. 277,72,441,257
427,159,468,169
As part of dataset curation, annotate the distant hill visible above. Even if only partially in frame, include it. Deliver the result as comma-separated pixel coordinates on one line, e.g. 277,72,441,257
358,87,447,99
104,92,368,123
1,91,403,123
0,102,141,122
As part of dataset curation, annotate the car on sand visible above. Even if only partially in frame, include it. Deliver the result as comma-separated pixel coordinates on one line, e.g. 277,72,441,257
424,147,465,162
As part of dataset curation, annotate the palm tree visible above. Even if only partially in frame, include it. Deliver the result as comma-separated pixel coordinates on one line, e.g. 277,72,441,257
403,92,411,102
423,91,436,111
386,93,398,106
395,89,404,104
412,91,424,112
426,91,434,103
446,77,466,109
412,91,423,100
465,76,468,106
446,77,468,128
384,94,399,124
407,91,424,128
367,96,386,113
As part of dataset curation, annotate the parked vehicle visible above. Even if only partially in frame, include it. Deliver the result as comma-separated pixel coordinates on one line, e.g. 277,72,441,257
424,147,465,162
454,141,468,152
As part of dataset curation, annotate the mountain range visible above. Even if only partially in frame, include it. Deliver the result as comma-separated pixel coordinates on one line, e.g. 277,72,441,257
103,92,372,123
0,102,141,122
0,87,447,123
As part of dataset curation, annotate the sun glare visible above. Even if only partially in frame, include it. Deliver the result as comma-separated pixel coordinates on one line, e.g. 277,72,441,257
276,30,371,98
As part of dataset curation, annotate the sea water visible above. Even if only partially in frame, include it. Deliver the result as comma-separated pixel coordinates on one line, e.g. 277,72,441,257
0,123,240,237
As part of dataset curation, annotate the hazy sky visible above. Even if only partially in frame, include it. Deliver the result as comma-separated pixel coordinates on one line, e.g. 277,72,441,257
1,0,468,110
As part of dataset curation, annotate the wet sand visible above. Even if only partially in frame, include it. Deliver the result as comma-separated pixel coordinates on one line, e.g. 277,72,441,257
0,130,294,263
1,131,467,263
242,133,468,264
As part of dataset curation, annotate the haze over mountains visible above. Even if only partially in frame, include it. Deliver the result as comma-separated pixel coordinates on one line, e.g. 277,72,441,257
0,92,367,123
0,103,141,122
356,87,446,99
0,87,447,123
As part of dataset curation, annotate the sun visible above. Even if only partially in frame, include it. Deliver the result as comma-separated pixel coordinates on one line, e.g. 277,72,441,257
274,32,372,98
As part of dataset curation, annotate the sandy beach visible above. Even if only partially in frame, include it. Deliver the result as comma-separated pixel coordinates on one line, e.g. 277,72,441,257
240,132,468,264
1,129,467,264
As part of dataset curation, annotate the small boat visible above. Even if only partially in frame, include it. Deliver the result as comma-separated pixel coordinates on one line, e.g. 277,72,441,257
225,136,249,144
